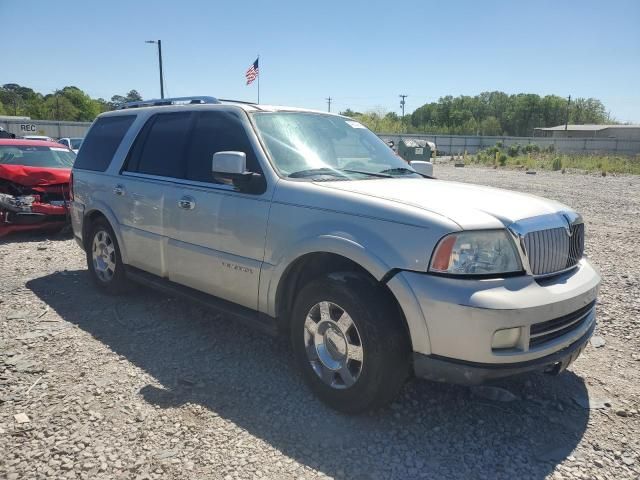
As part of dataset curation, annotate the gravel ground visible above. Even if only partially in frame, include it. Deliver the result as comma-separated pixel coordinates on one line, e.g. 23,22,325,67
1,165,639,480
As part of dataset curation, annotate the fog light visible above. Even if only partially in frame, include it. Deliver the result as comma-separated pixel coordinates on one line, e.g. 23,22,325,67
492,327,521,350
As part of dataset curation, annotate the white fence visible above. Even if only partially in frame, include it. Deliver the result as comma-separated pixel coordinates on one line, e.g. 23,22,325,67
377,133,640,156
0,118,92,139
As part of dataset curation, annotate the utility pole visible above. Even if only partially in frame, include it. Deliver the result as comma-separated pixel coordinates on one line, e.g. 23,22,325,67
399,94,408,132
326,96,332,112
145,40,165,99
564,95,571,131
399,94,408,118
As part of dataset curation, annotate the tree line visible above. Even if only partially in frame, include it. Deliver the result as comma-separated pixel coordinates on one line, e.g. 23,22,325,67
341,92,612,136
1,84,612,137
0,84,143,122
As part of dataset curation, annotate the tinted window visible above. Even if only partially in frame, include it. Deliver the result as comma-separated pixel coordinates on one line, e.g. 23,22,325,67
74,115,135,171
133,112,192,178
185,111,260,183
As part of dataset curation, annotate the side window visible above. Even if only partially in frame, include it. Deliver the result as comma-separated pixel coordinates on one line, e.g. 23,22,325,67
131,112,192,178
185,111,261,183
74,115,136,171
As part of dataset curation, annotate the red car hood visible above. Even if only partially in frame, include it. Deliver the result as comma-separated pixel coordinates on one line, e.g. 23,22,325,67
0,164,71,187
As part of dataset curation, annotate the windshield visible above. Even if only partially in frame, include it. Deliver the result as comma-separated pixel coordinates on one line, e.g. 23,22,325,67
70,138,83,149
251,112,420,180
0,145,75,168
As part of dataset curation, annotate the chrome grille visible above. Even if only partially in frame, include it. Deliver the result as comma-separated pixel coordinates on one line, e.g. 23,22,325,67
524,223,584,276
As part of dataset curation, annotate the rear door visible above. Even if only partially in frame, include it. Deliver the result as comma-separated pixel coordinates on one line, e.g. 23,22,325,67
71,114,137,241
164,110,270,310
115,111,193,276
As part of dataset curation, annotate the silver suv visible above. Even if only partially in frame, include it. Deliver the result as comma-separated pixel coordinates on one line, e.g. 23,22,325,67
70,96,601,413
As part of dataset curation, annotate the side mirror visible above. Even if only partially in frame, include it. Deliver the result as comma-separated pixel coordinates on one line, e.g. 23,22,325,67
410,160,434,177
211,151,266,194
212,151,247,176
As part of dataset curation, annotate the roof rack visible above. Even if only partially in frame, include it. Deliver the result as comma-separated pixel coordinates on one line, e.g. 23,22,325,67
118,96,220,110
218,98,257,105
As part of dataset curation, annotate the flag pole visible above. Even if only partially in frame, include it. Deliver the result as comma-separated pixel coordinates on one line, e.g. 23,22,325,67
257,54,260,104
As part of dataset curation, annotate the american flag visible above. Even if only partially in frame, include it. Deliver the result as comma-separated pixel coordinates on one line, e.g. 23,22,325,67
245,58,259,85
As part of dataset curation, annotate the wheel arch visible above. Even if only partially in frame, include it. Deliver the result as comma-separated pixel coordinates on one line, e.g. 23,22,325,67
82,204,128,263
273,251,414,350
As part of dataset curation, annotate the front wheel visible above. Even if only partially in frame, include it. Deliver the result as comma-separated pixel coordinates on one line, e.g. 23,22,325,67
291,272,410,413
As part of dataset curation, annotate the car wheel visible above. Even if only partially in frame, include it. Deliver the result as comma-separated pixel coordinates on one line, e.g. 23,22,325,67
291,272,410,413
86,218,128,294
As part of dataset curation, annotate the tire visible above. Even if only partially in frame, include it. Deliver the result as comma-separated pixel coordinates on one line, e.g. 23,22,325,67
290,272,410,413
86,217,128,295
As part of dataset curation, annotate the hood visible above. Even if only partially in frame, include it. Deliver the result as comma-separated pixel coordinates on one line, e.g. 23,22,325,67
0,164,71,187
315,178,569,230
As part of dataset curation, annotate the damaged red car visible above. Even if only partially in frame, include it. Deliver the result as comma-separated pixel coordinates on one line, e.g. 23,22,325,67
0,139,75,237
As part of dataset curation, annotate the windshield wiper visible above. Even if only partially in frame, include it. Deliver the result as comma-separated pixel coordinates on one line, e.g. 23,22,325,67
378,167,419,175
341,169,391,178
288,168,348,179
289,168,391,179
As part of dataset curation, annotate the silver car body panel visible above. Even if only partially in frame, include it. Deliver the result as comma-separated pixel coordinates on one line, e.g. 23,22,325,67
72,102,601,368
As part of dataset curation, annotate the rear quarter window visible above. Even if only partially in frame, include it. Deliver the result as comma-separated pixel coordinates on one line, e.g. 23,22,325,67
74,115,136,171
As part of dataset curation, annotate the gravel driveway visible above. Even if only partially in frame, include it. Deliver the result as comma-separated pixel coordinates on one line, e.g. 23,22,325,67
1,165,639,479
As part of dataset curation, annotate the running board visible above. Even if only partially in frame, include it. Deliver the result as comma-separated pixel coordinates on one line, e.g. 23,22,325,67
124,266,278,336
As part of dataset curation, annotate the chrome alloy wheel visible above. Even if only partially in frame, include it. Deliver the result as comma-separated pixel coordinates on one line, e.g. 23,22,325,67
92,230,116,282
303,301,364,389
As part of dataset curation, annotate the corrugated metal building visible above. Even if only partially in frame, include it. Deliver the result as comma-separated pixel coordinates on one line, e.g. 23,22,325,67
0,116,91,139
534,124,640,140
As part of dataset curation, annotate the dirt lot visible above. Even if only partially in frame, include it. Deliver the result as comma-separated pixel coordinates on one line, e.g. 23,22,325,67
1,165,639,480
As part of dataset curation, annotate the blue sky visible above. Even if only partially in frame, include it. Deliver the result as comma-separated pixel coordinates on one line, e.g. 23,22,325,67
3,0,639,122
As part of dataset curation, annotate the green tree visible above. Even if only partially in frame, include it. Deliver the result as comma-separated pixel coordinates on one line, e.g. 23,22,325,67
125,90,143,102
408,92,612,136
479,116,502,136
570,98,608,124
42,94,79,121
57,86,100,121
339,108,361,117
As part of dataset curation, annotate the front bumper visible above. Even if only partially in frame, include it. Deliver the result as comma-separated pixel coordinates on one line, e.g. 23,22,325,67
0,210,68,237
388,258,600,371
413,320,594,385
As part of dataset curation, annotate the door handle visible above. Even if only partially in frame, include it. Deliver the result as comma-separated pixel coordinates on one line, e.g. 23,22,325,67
178,196,196,210
113,184,125,196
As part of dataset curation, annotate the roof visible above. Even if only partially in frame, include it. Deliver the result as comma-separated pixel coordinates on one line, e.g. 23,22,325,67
101,99,342,118
0,139,71,149
535,124,640,131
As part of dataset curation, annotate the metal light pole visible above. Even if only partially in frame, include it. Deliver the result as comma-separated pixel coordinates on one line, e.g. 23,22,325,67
145,40,164,99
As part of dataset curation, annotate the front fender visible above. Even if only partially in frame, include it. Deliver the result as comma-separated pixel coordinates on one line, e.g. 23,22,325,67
261,233,391,317
260,234,433,356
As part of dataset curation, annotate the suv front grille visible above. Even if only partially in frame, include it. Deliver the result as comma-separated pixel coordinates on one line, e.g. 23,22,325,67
529,300,595,348
524,223,584,276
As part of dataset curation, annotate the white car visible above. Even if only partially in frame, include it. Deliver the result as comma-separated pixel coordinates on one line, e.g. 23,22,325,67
24,135,56,142
57,137,84,154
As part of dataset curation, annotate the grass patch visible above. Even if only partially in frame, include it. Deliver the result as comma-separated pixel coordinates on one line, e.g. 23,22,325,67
471,147,640,175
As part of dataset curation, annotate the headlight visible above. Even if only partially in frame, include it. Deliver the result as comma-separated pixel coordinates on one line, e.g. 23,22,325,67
429,230,522,276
